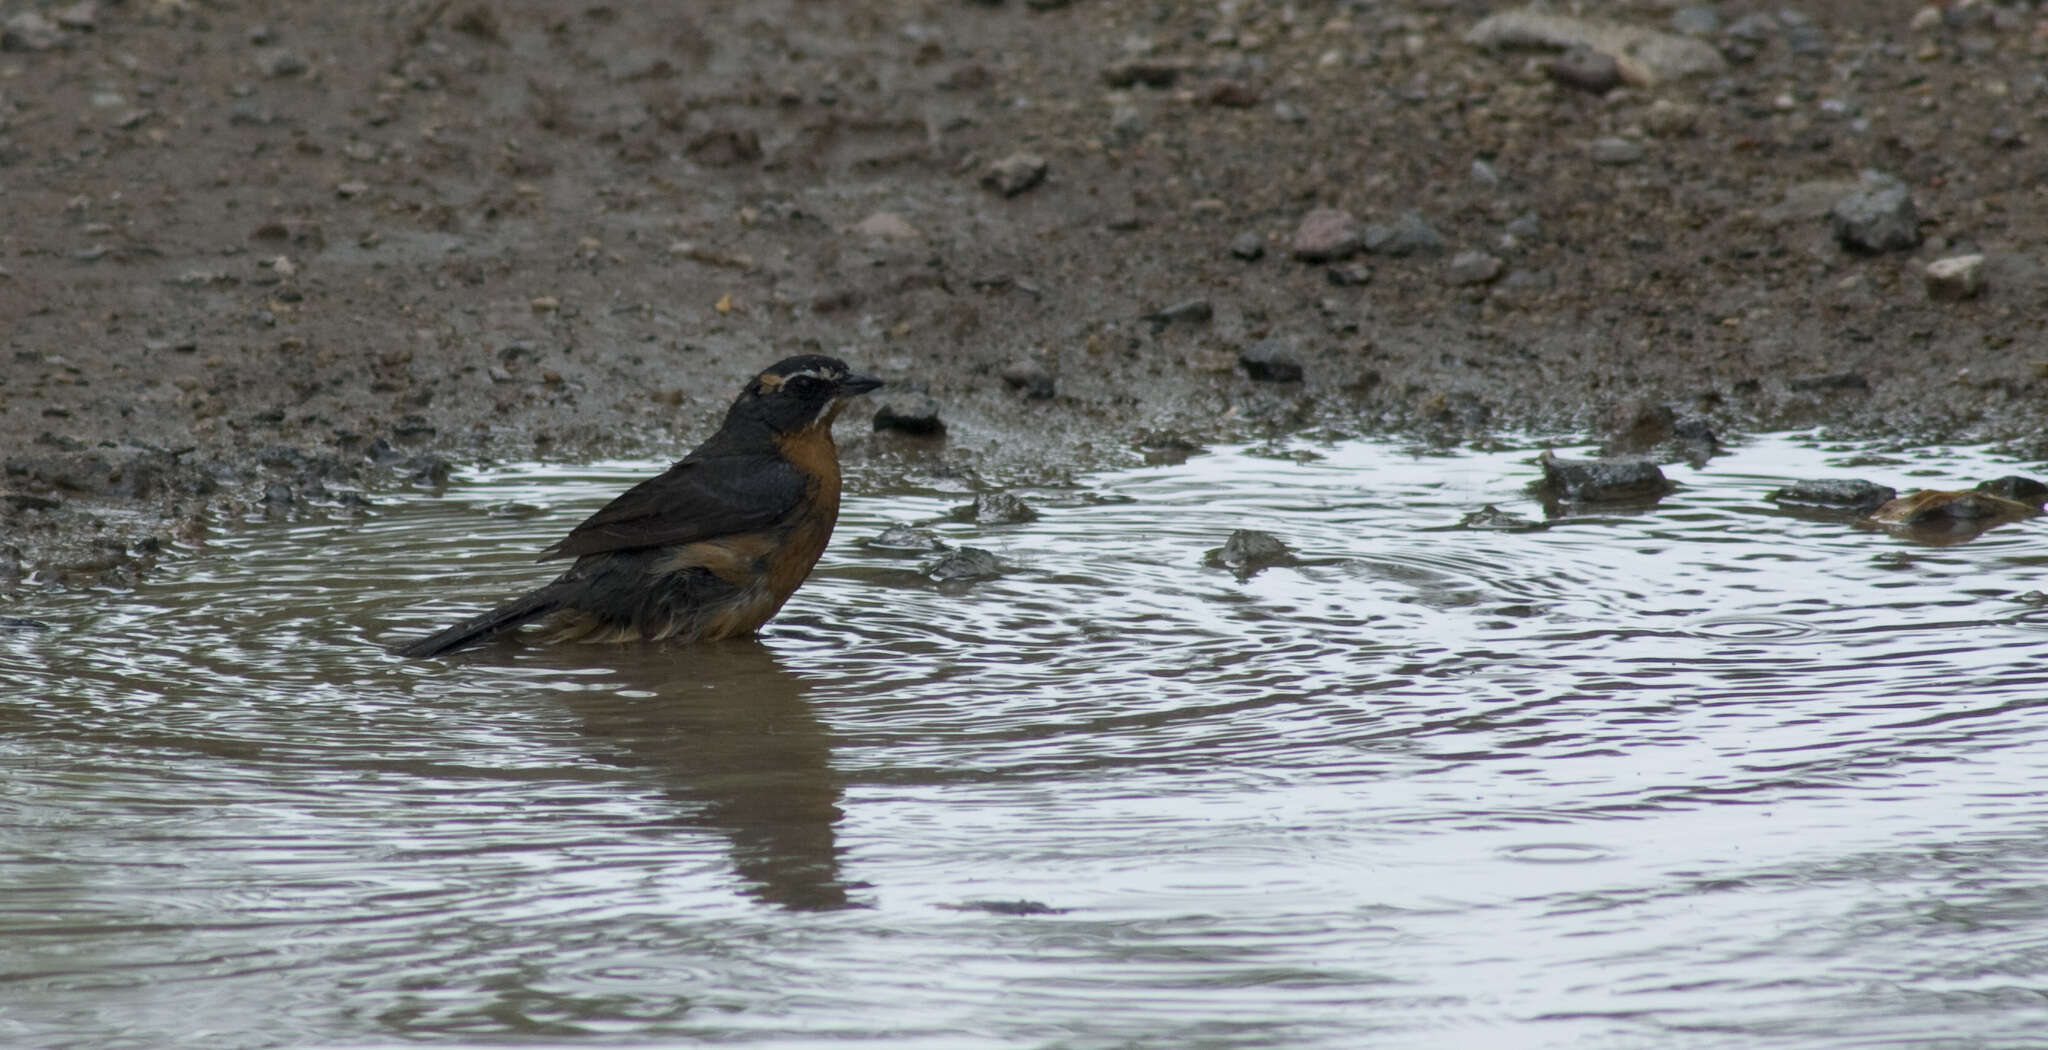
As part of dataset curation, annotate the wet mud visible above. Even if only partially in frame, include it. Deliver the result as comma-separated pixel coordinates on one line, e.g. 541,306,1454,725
3,0,2046,584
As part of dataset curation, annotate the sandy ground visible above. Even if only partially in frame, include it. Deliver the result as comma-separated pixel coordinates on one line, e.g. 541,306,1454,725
2,0,2045,587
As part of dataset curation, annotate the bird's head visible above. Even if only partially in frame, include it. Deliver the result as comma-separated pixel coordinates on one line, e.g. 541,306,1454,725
731,354,884,433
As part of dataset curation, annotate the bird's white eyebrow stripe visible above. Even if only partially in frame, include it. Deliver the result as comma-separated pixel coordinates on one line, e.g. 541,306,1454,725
759,367,842,389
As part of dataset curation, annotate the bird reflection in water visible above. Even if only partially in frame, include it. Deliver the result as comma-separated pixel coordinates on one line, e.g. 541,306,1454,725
544,642,857,911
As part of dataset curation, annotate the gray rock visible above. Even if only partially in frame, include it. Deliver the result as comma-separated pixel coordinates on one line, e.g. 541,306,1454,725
1239,339,1304,382
1537,450,1671,503
872,394,946,435
1768,478,1897,512
1830,171,1921,254
1204,529,1297,578
981,152,1048,197
1588,136,1646,166
1229,231,1265,261
1363,211,1444,257
1923,254,1986,301
1290,208,1367,262
1504,211,1544,243
924,547,1006,582
1447,251,1504,286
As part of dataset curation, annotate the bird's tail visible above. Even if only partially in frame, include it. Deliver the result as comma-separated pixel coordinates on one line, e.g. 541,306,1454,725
391,588,562,658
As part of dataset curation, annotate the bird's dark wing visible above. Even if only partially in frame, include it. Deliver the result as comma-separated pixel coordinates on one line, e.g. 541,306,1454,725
538,452,807,561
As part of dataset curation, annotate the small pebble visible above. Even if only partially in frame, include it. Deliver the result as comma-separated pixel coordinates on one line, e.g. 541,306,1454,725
981,152,1049,197
1142,299,1213,327
998,361,1056,399
1363,211,1444,257
1588,137,1646,166
1545,45,1620,94
1829,171,1921,254
1643,99,1701,137
1326,263,1372,287
872,394,946,435
253,48,308,78
848,212,921,240
1239,339,1304,383
1923,254,1986,301
1229,231,1265,261
1446,251,1503,286
1290,208,1366,262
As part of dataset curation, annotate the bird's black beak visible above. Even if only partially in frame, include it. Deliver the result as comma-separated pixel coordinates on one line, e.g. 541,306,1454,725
840,372,884,396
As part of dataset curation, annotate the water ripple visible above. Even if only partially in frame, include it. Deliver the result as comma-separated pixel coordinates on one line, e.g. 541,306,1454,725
3,433,2047,1049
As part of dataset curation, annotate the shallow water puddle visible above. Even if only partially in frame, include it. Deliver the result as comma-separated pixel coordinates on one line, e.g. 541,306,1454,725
5,433,2047,1049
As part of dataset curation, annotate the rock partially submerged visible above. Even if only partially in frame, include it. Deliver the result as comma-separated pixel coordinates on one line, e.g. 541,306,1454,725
1204,529,1297,579
953,491,1037,525
1536,450,1671,504
1457,505,1546,532
864,524,948,553
1768,478,1898,513
924,547,1006,582
1976,476,2048,507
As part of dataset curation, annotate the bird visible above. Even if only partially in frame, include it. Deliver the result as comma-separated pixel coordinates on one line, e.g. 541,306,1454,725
392,354,882,658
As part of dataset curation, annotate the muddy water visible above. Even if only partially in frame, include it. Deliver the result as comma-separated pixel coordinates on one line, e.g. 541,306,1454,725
5,433,2048,1049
